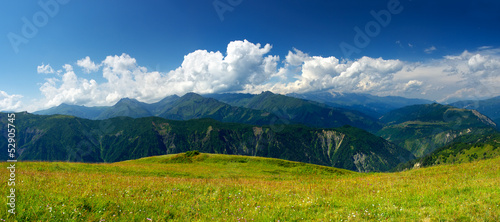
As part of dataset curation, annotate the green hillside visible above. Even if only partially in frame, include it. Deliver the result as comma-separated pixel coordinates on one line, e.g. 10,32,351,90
34,92,384,132
97,98,152,119
394,132,500,171
0,112,412,172
377,103,498,157
211,91,384,133
1,153,499,221
34,93,279,126
155,93,276,125
450,96,500,120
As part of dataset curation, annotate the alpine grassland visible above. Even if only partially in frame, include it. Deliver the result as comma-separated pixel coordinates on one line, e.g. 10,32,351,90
1,153,499,221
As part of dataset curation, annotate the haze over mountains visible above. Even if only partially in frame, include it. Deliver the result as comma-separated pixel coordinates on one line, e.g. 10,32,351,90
9,91,500,172
286,90,434,118
450,96,500,129
377,103,497,157
36,91,386,133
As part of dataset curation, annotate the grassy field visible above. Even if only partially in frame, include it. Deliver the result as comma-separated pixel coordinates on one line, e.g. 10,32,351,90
1,153,499,221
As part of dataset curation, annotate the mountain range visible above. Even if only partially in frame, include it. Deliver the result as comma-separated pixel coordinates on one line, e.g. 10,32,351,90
394,132,500,171
450,96,500,129
0,112,413,172
286,90,434,118
17,92,500,171
377,103,497,157
36,92,384,133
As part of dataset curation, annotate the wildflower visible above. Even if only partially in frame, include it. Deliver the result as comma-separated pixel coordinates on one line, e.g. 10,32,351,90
147,218,152,221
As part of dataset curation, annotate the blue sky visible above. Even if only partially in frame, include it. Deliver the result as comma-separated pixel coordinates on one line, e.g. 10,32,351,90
1,0,500,111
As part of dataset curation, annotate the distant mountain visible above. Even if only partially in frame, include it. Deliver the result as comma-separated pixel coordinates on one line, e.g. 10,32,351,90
34,93,277,125
155,93,276,125
144,95,180,115
97,98,152,119
286,90,433,118
203,93,255,107
205,91,384,133
0,112,414,172
377,103,498,157
36,92,384,132
394,132,500,171
450,96,500,127
34,103,107,119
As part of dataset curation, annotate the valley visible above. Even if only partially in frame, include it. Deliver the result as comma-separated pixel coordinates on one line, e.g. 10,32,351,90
3,1,499,220
8,91,500,172
2,91,500,221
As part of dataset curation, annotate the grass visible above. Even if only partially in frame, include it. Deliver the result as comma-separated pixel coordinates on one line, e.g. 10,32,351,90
1,153,499,221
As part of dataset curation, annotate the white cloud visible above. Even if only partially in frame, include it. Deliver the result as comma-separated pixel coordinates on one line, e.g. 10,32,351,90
16,40,500,112
77,56,100,73
260,50,403,95
63,64,73,72
0,91,23,111
33,40,279,110
424,46,437,54
402,80,423,91
478,46,493,50
37,63,54,74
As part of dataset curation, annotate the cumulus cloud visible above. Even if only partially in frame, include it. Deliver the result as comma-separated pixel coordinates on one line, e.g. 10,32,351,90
402,80,423,91
0,91,23,111
34,40,279,109
17,40,500,111
261,49,404,95
37,63,54,74
77,56,101,73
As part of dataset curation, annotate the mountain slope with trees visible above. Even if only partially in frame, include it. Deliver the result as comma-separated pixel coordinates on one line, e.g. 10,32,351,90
450,96,500,129
0,112,413,172
393,132,500,171
377,103,498,157
206,91,384,133
35,92,384,132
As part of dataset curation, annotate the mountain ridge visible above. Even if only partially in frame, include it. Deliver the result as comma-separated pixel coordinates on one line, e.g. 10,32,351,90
0,112,413,172
35,91,385,132
205,91,384,133
377,103,498,157
286,90,434,118
450,95,500,128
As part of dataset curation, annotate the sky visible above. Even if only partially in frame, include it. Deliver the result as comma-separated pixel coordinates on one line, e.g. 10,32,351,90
1,0,499,112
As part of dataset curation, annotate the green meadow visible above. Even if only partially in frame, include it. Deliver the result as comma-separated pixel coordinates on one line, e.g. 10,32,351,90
1,153,499,221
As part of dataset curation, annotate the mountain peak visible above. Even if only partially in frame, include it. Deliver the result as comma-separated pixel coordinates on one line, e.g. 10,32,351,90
57,103,72,107
115,97,140,105
118,97,135,102
180,92,203,100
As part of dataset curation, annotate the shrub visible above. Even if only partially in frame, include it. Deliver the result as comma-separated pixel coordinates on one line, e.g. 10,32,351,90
185,150,200,157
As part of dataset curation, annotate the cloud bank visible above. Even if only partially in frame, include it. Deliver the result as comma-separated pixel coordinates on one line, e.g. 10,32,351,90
4,40,500,112
0,91,23,112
